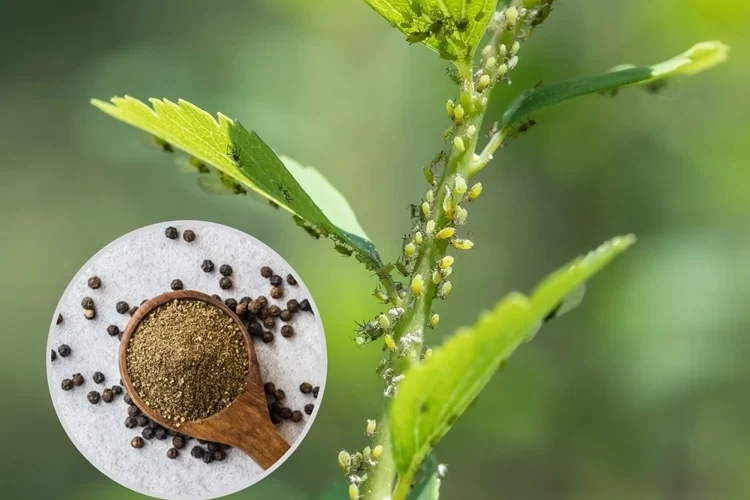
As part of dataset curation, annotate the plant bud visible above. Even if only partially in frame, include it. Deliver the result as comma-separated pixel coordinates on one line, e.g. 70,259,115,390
378,314,390,329
453,104,465,125
454,175,467,194
445,99,455,119
338,450,351,473
404,242,416,258
439,256,454,269
349,483,359,500
436,227,456,240
421,201,430,217
430,314,440,328
468,182,483,201
439,281,453,298
372,445,383,460
411,274,424,297
425,220,436,234
452,238,475,250
415,231,423,245
478,74,491,91
384,334,396,352
366,419,377,436
497,64,509,78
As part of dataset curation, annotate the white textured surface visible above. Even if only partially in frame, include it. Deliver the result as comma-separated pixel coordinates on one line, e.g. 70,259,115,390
46,221,327,499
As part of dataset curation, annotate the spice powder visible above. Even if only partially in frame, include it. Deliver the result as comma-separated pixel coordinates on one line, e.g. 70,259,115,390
126,299,249,423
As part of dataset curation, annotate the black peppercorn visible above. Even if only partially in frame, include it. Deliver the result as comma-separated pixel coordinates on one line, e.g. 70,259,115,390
256,296,268,308
124,393,133,405
300,299,312,312
107,325,120,337
211,294,222,302
165,226,179,239
84,309,96,320
131,437,145,449
270,287,283,299
171,279,184,291
270,412,281,424
291,410,303,422
116,301,129,314
213,450,226,461
263,317,276,330
225,298,238,311
72,373,84,386
125,417,138,429
274,389,286,401
128,405,141,417
102,389,114,403
183,230,196,242
268,305,282,317
142,427,155,440
280,309,292,322
260,266,273,278
129,306,138,316
281,325,294,338
201,259,215,273
88,276,102,289
172,436,186,450
219,277,233,290
203,452,215,464
167,448,179,459
136,415,149,427
81,297,95,310
93,372,105,384
313,386,320,398
51,349,57,362
304,403,314,415
267,276,281,288
87,391,101,404
207,442,221,452
58,344,71,357
111,385,123,395
219,264,233,277
56,313,63,325
235,301,247,318
61,379,74,391
300,382,313,394
264,382,276,395
191,446,205,459
198,439,208,444
240,296,252,304
247,322,263,337
261,331,274,343
155,428,167,440
280,407,292,419
248,300,263,314
286,274,298,286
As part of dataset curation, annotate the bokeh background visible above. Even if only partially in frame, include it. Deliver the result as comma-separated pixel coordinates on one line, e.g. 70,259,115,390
1,0,747,498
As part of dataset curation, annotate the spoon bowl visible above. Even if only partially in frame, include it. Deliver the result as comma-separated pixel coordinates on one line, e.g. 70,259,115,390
119,290,290,469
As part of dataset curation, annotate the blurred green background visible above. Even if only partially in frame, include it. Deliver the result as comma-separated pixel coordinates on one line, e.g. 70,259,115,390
1,0,747,498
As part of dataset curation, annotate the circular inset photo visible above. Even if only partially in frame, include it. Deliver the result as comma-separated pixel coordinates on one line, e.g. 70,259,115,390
46,221,326,499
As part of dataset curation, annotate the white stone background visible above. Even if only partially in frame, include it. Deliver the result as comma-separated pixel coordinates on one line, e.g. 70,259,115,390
46,221,327,499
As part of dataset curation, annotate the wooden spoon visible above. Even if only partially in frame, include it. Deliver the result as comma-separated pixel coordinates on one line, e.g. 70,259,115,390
119,290,290,469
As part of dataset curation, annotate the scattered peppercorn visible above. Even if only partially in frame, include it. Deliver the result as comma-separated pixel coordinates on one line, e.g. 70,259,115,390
274,389,286,401
261,331,274,343
142,427,155,440
263,317,276,330
88,276,102,289
286,274,298,286
247,322,263,337
116,301,130,314
61,379,74,391
268,305,282,317
300,299,311,312
165,227,179,239
93,372,105,384
111,385,123,395
280,407,292,419
203,452,215,464
286,299,299,313
224,298,237,311
155,428,167,440
291,410,303,422
207,442,221,452
136,415,149,427
107,325,120,337
131,437,145,449
72,373,84,386
264,382,276,395
56,314,63,325
300,382,312,394
167,448,179,459
171,279,184,291
260,266,273,278
304,404,314,415
58,344,71,357
256,296,268,308
219,277,232,290
270,287,283,299
51,349,57,362
270,412,281,424
201,259,215,273
191,446,205,459
281,325,294,338
240,296,252,304
172,436,186,450
211,294,222,301
235,301,247,318
81,297,95,310
183,230,196,243
102,389,114,403
84,309,96,320
124,393,133,405
269,275,283,287
127,405,141,417
219,264,233,277
87,391,101,404
313,386,320,398
124,417,138,429
213,449,226,461
129,306,139,316
280,310,292,322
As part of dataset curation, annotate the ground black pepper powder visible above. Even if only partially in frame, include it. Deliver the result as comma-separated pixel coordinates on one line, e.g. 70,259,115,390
102,389,114,403
81,297,95,310
88,276,102,289
126,299,249,423
116,301,130,314
51,349,57,361
286,274,298,286
167,448,179,459
87,391,101,404
56,313,63,325
281,325,294,338
72,373,84,386
300,382,312,394
93,372,105,384
291,410,303,422
280,310,292,322
165,227,179,239
270,287,283,299
219,264,233,277
131,437,145,449
107,325,120,337
219,277,233,290
190,446,204,459
183,230,196,243
58,344,71,357
201,259,215,273
170,279,184,291
61,379,74,391
260,266,273,278
304,404,314,415
261,331,274,343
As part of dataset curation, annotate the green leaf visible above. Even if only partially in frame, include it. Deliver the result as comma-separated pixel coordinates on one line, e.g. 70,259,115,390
408,455,441,500
389,235,636,477
361,0,498,62
91,96,382,269
501,41,729,129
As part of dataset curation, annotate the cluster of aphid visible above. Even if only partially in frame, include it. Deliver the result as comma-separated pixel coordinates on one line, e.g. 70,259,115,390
399,1,478,62
339,419,385,500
